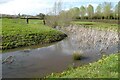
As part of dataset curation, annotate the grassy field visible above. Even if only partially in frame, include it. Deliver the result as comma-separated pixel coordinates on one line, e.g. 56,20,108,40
72,21,118,32
2,18,67,50
46,53,119,78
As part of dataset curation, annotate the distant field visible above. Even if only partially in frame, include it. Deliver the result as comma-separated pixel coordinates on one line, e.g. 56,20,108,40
72,21,118,32
2,18,67,50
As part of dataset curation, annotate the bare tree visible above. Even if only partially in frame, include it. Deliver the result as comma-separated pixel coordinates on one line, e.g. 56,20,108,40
45,1,62,27
58,10,72,26
118,1,120,20
102,2,112,19
70,7,80,19
87,4,94,19
45,1,73,27
95,4,102,19
80,6,86,19
112,4,118,20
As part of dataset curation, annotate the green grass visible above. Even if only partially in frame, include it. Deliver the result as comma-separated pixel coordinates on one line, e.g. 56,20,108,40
46,53,119,78
72,21,118,32
2,18,67,50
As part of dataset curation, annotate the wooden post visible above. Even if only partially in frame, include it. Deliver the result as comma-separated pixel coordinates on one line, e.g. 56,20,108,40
26,18,29,24
43,19,45,25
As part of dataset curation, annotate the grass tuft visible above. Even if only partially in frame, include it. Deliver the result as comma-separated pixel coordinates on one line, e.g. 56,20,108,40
72,51,82,60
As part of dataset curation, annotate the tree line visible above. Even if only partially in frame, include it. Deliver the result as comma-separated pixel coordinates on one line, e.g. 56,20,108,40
64,2,119,20
45,1,120,27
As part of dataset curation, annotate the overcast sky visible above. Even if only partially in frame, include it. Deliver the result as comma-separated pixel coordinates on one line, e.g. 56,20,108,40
0,0,119,15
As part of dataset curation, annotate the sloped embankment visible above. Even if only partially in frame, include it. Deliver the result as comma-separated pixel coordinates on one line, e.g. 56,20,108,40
2,19,67,50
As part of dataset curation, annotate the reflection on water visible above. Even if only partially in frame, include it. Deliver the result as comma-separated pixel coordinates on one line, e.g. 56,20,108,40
2,26,118,78
63,25,118,55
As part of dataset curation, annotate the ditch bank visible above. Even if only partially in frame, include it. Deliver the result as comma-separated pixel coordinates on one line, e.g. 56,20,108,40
2,25,118,78
2,29,67,50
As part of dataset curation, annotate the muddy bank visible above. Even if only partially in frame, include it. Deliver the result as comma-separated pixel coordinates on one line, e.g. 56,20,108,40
63,25,118,54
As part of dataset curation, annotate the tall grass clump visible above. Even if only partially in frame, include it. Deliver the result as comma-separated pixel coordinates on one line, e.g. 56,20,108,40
72,51,82,60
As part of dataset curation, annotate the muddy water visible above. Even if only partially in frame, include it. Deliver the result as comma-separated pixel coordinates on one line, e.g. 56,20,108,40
2,26,118,78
